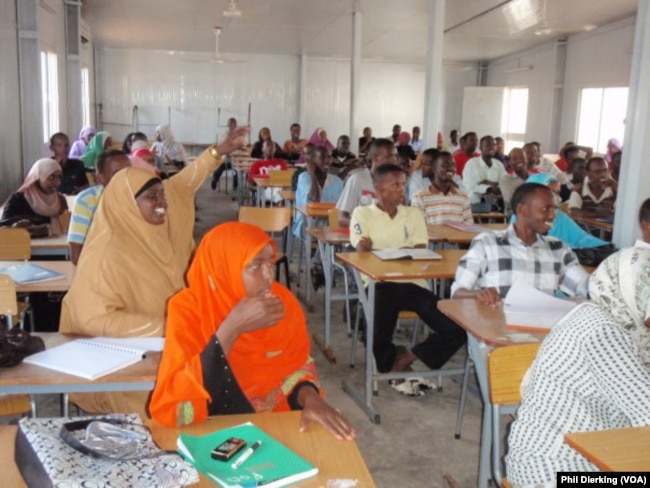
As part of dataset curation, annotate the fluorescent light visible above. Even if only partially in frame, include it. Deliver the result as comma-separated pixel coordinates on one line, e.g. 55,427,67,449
503,65,533,73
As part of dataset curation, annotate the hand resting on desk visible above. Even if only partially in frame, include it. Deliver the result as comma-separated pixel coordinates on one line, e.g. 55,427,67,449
452,286,503,308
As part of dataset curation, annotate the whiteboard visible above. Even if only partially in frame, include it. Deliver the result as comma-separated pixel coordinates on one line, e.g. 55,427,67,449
460,87,506,138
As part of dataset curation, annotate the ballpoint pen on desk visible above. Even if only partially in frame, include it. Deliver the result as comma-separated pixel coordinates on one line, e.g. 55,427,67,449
231,440,262,469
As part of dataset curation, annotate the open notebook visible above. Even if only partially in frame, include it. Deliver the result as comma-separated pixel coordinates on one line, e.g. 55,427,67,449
177,422,318,488
23,337,164,380
372,248,442,261
504,284,578,332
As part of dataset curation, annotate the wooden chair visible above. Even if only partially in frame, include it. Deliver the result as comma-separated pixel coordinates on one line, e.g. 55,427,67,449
488,343,541,487
238,206,293,289
0,274,35,418
59,209,71,234
0,228,34,330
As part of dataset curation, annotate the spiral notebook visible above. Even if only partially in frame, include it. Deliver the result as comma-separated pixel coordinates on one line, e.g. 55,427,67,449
22,338,162,380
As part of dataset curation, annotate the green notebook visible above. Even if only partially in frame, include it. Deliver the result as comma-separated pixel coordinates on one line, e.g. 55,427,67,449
177,422,318,488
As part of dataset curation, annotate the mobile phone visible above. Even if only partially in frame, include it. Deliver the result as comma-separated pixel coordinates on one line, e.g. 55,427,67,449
210,437,247,461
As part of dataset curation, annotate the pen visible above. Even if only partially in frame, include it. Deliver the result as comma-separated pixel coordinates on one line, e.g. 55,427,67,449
231,440,262,469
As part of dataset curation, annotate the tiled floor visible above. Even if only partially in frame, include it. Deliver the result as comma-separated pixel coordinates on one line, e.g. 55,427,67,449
4,175,484,487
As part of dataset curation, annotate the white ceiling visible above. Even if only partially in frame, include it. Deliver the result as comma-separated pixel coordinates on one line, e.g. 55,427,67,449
81,0,638,63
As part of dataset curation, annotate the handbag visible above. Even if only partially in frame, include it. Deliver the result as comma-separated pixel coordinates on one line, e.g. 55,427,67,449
15,413,200,488
0,326,45,368
573,243,617,268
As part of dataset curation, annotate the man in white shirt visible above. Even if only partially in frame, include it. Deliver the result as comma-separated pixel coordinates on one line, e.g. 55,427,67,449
410,126,423,153
499,147,531,214
336,138,396,228
462,135,507,210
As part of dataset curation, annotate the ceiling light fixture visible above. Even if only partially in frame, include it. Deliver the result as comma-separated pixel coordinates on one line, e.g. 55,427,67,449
223,0,242,18
503,65,533,73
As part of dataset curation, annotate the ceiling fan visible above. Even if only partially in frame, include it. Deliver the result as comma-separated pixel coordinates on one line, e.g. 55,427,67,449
184,26,246,64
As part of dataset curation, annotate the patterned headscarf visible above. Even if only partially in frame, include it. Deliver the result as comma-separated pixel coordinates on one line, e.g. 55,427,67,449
589,246,650,365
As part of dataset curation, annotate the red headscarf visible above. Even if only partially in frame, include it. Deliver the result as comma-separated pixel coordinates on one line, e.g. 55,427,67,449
150,222,316,427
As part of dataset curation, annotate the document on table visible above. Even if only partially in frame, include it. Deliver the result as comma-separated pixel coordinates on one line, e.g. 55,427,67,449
504,284,578,332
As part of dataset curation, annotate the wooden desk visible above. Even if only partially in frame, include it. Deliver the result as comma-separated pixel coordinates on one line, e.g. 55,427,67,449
30,235,70,258
427,223,507,245
0,333,158,416
2,411,376,487
232,157,259,205
0,261,75,292
473,212,507,223
572,214,614,239
438,299,545,488
335,251,466,423
565,426,650,472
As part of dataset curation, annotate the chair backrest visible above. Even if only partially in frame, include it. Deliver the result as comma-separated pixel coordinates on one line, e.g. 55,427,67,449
59,209,72,234
328,208,340,229
238,206,292,233
268,169,296,187
0,274,18,318
248,159,288,182
488,343,541,405
0,228,31,260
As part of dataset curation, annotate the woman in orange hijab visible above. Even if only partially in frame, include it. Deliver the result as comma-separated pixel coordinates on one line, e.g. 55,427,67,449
150,222,355,440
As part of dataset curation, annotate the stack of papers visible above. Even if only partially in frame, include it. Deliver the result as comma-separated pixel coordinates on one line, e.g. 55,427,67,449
504,284,578,332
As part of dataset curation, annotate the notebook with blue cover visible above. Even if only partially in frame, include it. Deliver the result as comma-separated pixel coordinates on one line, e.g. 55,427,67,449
0,263,64,284
177,422,318,488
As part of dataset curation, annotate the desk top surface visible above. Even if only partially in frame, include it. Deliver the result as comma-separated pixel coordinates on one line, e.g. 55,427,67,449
426,223,507,243
335,250,465,280
0,333,159,388
564,426,650,472
1,411,375,487
295,205,333,218
0,260,75,292
307,226,350,244
438,299,546,347
572,214,614,231
30,234,69,250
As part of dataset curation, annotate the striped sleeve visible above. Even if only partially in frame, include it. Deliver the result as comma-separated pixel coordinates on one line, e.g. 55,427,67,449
67,187,102,245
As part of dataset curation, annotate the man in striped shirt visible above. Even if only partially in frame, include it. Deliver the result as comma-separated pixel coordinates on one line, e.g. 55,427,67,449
411,151,473,225
67,150,129,264
451,182,590,305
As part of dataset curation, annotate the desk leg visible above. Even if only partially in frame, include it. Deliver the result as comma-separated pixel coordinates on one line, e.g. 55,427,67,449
467,334,492,488
342,270,381,424
320,240,333,347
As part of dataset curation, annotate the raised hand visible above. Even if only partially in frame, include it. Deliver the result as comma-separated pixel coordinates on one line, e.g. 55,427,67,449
216,126,250,155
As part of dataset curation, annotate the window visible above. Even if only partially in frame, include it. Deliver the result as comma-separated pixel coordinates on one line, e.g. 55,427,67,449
40,51,59,143
501,87,529,153
577,87,628,154
81,67,90,127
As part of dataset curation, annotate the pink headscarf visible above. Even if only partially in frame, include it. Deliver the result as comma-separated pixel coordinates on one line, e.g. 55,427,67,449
79,125,96,140
397,131,411,145
605,138,622,164
16,158,66,235
128,155,158,175
307,127,335,151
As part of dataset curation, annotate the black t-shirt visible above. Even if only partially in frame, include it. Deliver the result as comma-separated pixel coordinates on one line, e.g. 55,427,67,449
59,159,89,195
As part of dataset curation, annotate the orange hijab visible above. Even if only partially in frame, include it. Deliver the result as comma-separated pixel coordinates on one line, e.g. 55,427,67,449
150,222,314,427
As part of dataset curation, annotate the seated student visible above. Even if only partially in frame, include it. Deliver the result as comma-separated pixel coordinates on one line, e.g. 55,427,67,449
453,131,479,176
211,117,238,190
493,136,509,171
1,158,68,235
411,151,473,225
523,141,570,189
122,131,147,154
80,131,113,170
292,146,343,238
59,128,247,417
396,132,417,161
523,173,608,249
358,126,374,158
67,150,130,265
506,247,650,486
463,135,507,212
452,183,590,305
331,135,357,170
150,124,187,170
49,132,89,195
559,156,586,202
68,125,95,159
568,156,617,217
408,148,438,203
500,147,532,214
350,164,466,397
387,124,401,144
448,129,460,155
251,127,283,159
554,142,592,173
410,126,423,153
149,222,356,440
610,150,622,182
336,138,396,228
282,122,306,161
